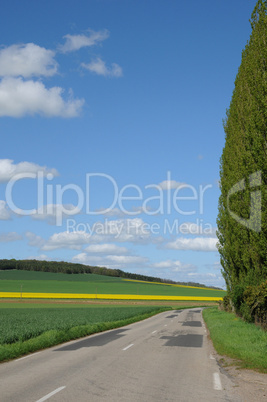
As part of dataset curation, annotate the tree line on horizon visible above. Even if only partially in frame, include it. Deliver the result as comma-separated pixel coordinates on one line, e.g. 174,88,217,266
217,0,267,327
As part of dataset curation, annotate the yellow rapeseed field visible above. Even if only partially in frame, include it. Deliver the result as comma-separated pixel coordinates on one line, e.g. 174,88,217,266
122,278,223,291
0,292,222,301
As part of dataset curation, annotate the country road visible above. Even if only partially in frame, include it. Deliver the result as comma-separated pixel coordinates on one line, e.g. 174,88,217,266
0,308,244,401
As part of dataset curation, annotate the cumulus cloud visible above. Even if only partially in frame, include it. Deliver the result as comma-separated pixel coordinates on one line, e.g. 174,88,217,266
158,180,185,190
32,204,81,225
0,232,22,242
91,218,151,243
0,200,11,220
165,237,218,252
106,255,147,264
84,243,129,255
0,77,84,117
41,218,153,251
148,260,224,287
187,272,226,289
82,58,123,77
27,254,49,261
152,259,196,273
72,253,102,265
75,218,152,243
0,28,124,118
25,232,45,248
151,260,198,283
42,231,92,251
178,222,217,237
136,259,198,283
0,43,57,78
0,40,84,118
60,29,109,52
72,252,147,268
0,159,58,183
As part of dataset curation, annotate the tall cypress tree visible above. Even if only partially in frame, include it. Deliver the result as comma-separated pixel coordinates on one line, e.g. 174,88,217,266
217,0,267,311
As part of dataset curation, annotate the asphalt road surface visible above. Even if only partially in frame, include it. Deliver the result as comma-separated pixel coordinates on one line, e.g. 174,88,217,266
0,308,243,401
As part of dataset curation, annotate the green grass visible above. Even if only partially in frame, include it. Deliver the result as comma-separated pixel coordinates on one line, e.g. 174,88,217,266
0,270,122,282
0,305,165,344
0,304,171,362
0,270,226,298
203,307,267,373
0,302,125,309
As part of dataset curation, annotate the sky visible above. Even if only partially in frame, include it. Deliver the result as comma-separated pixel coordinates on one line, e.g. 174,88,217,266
0,0,257,288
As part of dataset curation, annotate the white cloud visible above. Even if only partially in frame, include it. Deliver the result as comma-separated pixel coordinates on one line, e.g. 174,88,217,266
75,218,152,244
27,254,49,261
0,77,84,117
42,231,92,251
158,180,185,190
187,272,226,289
32,204,81,225
82,58,123,77
0,159,58,183
60,29,109,52
131,205,155,215
134,259,198,283
150,260,198,283
0,200,11,220
0,43,57,78
85,243,128,254
72,252,100,264
95,218,151,243
165,237,218,252
40,218,155,251
106,255,147,265
72,252,147,268
148,260,224,287
0,232,22,242
25,232,45,248
152,259,195,272
178,222,217,237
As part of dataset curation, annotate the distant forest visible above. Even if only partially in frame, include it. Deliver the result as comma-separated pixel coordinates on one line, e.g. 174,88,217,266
0,259,222,290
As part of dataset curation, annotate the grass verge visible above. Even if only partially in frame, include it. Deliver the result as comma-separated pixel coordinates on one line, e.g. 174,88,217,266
203,307,267,373
0,306,170,363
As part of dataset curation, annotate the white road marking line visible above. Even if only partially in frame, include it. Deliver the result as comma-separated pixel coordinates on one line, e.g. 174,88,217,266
123,343,134,351
15,352,41,362
35,386,66,402
213,372,222,390
152,330,157,334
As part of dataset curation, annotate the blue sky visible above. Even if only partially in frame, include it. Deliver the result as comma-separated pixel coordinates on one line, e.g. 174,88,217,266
0,0,256,288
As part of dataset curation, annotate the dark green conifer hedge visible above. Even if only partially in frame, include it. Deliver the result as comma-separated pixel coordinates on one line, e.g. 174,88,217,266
217,0,267,324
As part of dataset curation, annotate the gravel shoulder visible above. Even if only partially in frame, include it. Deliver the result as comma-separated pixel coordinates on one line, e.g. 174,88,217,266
205,322,267,401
